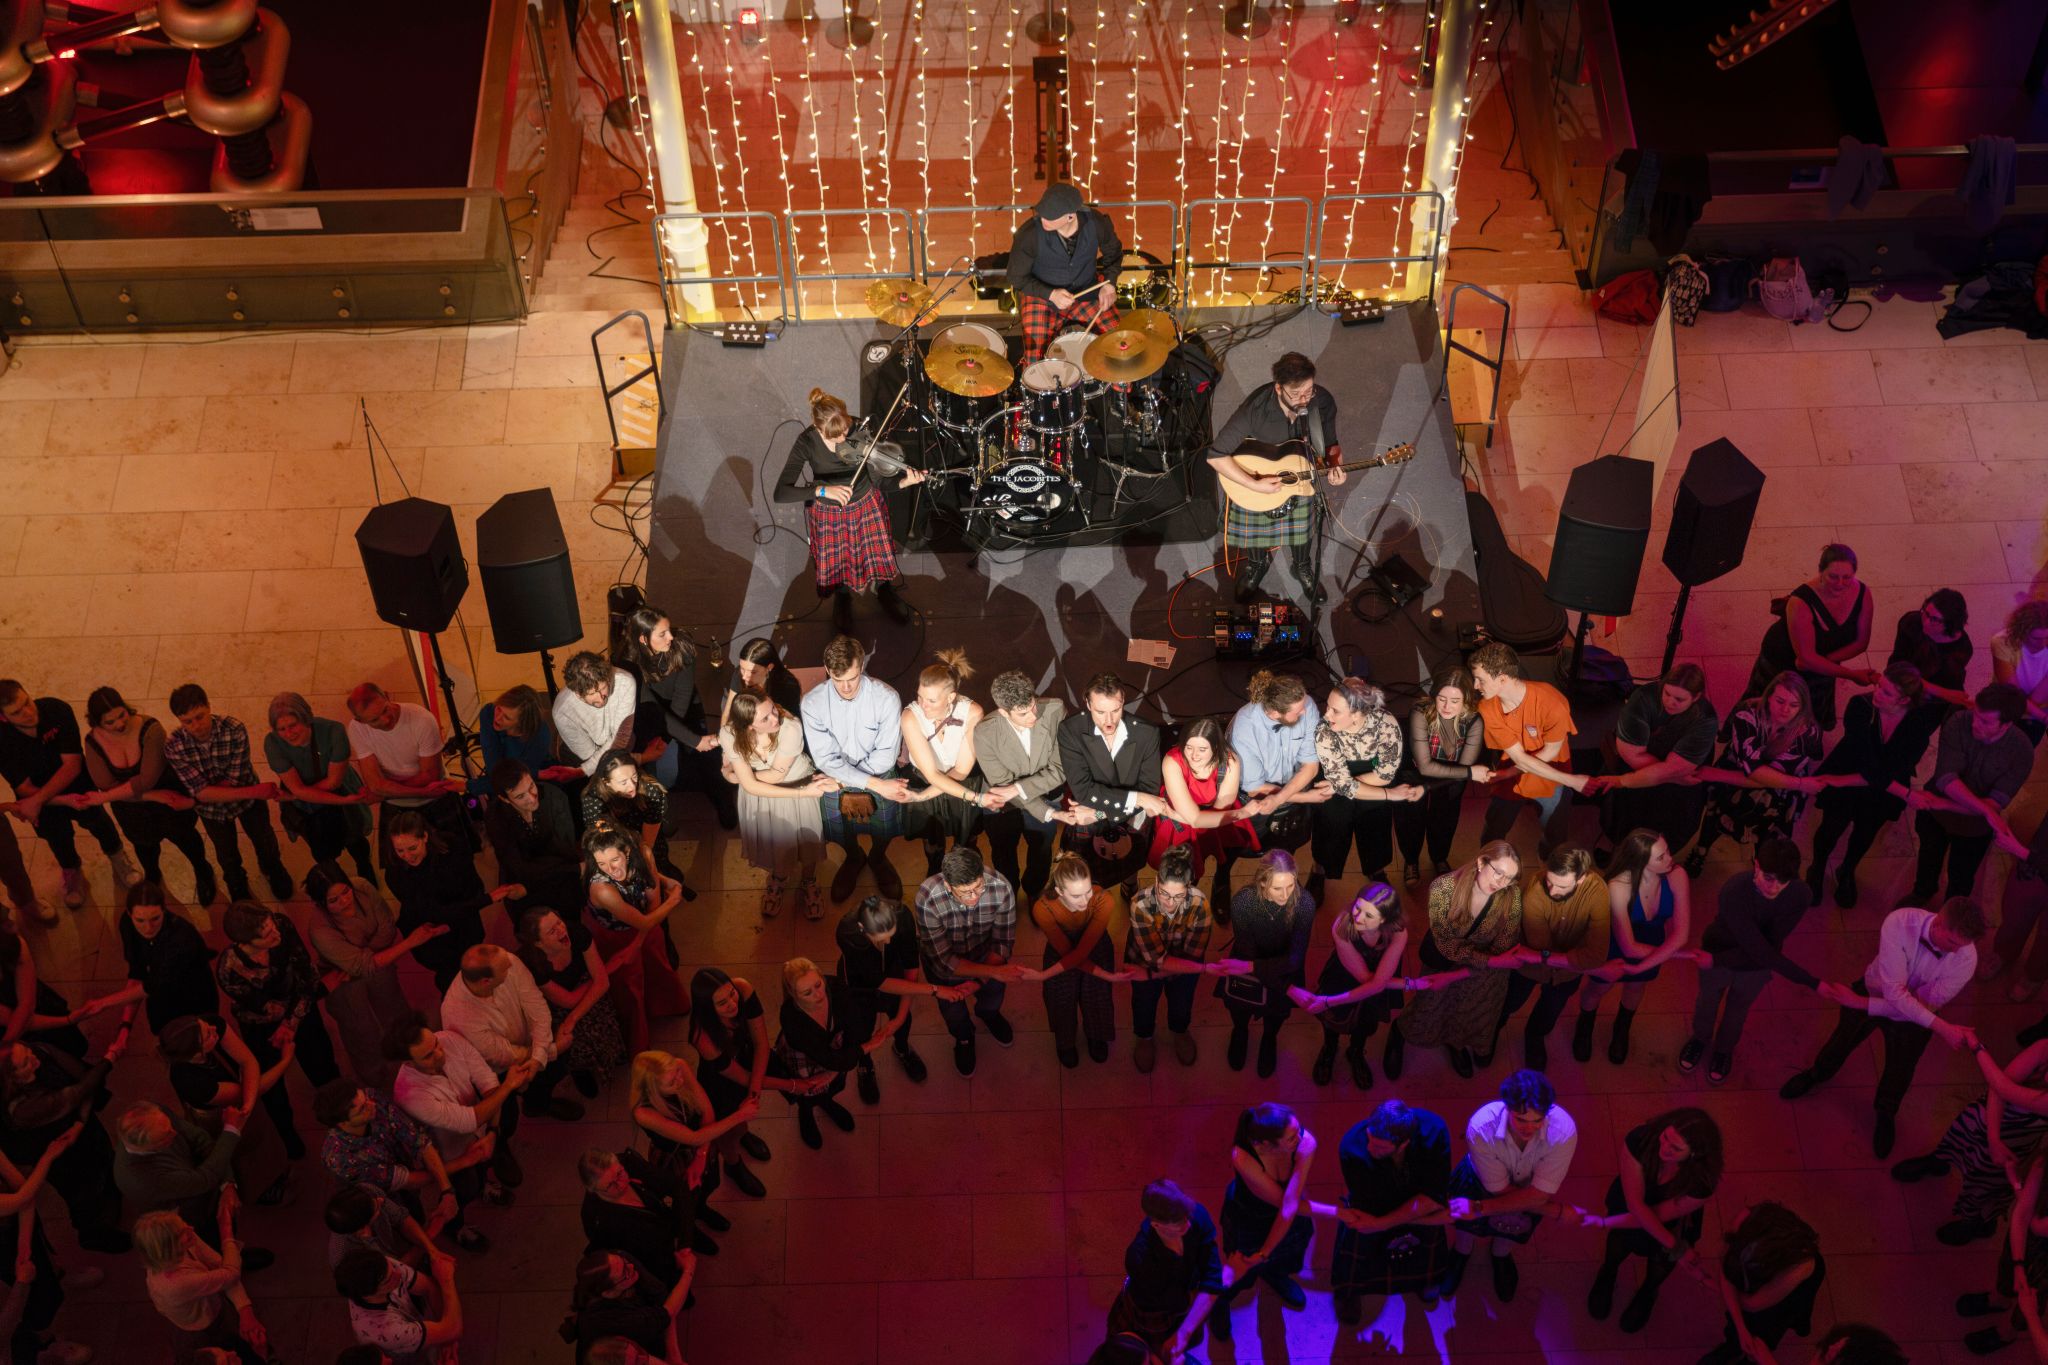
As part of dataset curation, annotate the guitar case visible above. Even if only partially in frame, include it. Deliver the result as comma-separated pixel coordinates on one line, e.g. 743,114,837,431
1465,489,1568,652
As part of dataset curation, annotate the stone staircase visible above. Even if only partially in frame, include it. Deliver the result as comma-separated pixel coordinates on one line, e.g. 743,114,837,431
527,180,664,316
1441,80,1579,290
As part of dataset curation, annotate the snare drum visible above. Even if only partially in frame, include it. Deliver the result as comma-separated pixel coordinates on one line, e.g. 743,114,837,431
1020,358,1085,432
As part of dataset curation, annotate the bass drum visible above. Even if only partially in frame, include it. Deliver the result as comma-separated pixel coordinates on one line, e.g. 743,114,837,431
973,455,1078,526
1020,358,1085,432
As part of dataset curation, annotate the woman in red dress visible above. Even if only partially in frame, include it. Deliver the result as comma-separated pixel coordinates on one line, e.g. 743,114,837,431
1149,718,1268,881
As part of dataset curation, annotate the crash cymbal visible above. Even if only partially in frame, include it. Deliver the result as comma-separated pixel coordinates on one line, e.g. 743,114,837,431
1082,328,1169,382
923,343,1014,397
865,278,934,325
1118,308,1178,342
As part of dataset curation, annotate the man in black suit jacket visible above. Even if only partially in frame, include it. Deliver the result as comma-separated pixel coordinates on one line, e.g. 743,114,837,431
1057,674,1168,890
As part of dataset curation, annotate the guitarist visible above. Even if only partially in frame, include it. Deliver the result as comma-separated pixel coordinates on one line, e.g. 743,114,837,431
1206,352,1347,614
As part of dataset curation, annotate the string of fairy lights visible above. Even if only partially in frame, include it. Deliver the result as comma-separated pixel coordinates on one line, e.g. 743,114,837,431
637,0,1486,312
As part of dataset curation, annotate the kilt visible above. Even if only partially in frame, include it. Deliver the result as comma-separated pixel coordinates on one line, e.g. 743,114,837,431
808,487,899,592
1330,1221,1450,1297
821,787,904,843
1042,932,1118,1043
900,764,983,845
1020,288,1119,361
1224,496,1314,550
1447,1155,1545,1245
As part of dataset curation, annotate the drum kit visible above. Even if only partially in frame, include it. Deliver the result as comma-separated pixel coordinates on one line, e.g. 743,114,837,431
861,278,1185,532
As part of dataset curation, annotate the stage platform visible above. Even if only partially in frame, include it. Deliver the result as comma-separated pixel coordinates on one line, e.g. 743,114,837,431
644,300,1479,719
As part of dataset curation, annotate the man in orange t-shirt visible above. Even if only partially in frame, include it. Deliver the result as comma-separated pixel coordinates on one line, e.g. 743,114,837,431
1470,644,1586,856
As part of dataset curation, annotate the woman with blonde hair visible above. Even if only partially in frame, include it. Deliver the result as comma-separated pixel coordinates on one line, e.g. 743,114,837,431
627,1049,754,1246
900,649,997,877
772,386,926,634
1685,672,1828,877
1388,841,1523,1078
1217,851,1317,1079
1992,597,2048,740
135,1202,269,1363
721,688,834,919
771,956,887,1150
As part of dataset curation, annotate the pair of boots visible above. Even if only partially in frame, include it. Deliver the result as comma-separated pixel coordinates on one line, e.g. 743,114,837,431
1311,1027,1372,1089
1572,1004,1636,1064
1587,1255,1669,1332
829,840,901,903
828,581,913,635
1232,546,1326,614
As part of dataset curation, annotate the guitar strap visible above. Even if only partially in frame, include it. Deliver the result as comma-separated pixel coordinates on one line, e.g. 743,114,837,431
1304,396,1327,464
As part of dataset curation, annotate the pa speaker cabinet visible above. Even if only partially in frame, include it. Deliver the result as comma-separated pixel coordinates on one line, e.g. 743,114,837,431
1545,454,1655,617
1663,438,1766,587
477,489,582,653
355,499,468,633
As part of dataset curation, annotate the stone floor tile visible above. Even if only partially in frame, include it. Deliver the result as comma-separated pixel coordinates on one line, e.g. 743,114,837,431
1874,345,2037,405
1719,350,1882,408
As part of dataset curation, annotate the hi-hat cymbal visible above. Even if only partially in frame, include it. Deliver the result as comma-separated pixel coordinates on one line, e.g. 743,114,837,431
865,278,933,325
1082,328,1169,382
923,343,1014,397
1118,308,1178,342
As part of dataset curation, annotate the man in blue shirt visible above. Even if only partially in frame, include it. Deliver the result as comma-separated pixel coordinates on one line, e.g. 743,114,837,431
1224,671,1332,901
801,636,916,904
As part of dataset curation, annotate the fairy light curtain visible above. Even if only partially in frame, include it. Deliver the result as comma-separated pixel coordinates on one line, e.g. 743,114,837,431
664,0,1465,307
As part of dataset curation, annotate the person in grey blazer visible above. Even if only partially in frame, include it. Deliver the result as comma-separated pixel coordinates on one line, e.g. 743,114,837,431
976,671,1087,903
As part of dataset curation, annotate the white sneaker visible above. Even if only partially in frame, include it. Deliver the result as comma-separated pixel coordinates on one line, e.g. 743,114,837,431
107,851,141,888
37,1342,92,1365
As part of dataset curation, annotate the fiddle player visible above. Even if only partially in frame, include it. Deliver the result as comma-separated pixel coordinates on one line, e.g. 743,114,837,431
1206,352,1346,615
1007,184,1125,364
774,387,926,635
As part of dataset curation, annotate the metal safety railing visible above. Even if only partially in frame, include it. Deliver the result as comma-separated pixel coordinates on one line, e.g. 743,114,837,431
650,192,1454,329
781,208,922,321
1313,190,1449,306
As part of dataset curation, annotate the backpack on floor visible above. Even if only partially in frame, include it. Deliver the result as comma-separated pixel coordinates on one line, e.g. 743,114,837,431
1592,269,1661,324
1756,256,1828,323
1702,257,1756,312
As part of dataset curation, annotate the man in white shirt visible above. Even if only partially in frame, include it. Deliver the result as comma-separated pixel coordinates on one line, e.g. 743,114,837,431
385,1011,536,1216
1780,897,1986,1157
1445,1069,1579,1303
801,635,914,904
552,651,644,776
441,944,583,1122
334,1246,462,1364
345,682,468,854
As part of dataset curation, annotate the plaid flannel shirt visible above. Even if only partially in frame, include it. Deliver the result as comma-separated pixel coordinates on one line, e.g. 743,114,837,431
163,715,260,821
1125,886,1214,972
913,872,1018,983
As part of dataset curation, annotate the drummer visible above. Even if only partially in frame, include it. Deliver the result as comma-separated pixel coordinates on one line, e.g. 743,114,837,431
1007,183,1125,364
1206,351,1346,613
775,387,927,635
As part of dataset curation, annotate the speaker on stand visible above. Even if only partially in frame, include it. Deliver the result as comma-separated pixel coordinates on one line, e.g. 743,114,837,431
1659,438,1765,675
477,489,584,696
1544,454,1655,696
355,498,477,768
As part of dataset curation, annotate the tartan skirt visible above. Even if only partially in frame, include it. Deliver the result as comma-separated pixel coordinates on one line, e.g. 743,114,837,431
808,487,900,592
1224,496,1314,550
1447,1156,1545,1244
820,787,904,842
1330,1220,1450,1297
1042,931,1118,1043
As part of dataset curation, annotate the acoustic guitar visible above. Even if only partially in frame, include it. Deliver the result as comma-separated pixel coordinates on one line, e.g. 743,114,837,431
1220,439,1417,514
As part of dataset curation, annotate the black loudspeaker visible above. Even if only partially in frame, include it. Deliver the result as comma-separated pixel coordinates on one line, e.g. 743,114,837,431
355,499,467,632
476,489,582,653
1545,454,1655,617
1662,438,1766,587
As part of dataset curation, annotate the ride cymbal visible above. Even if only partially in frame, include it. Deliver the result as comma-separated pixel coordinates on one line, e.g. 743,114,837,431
1082,328,1169,382
923,343,1014,396
865,278,934,325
